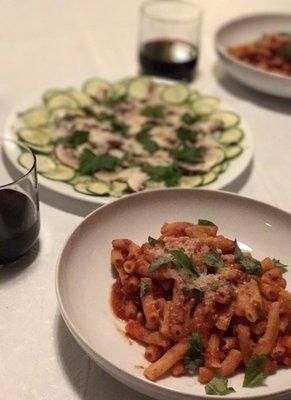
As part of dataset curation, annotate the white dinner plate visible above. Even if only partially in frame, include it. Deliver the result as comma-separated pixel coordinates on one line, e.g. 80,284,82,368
56,189,291,400
215,13,291,98
4,90,253,204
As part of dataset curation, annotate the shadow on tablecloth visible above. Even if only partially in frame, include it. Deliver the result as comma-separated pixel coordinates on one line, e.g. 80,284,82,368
56,314,152,400
213,62,291,115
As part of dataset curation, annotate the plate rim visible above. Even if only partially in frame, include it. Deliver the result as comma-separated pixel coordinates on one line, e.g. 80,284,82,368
215,12,291,82
55,188,291,400
3,85,253,205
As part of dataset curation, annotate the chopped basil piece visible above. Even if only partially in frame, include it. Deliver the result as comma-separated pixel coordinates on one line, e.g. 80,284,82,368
277,44,291,59
171,145,203,164
234,240,262,276
111,119,128,135
181,113,197,125
205,375,235,395
272,258,288,272
79,149,119,174
140,278,149,297
68,130,89,146
137,129,158,153
142,104,164,119
146,165,182,187
204,249,224,268
198,219,216,226
149,256,172,272
148,236,157,246
189,331,204,358
183,356,202,373
182,285,204,299
176,126,198,142
243,354,267,387
169,249,200,277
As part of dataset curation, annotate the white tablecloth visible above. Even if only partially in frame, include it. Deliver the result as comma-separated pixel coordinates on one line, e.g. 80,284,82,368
1,1,291,399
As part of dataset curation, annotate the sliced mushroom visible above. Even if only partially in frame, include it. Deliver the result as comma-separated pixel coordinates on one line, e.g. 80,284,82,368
126,168,149,192
121,138,146,156
55,143,79,169
140,150,172,167
193,119,223,134
150,126,176,149
94,170,122,182
178,146,225,173
89,129,124,149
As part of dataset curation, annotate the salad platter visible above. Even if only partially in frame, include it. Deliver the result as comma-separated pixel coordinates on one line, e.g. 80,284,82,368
5,76,253,203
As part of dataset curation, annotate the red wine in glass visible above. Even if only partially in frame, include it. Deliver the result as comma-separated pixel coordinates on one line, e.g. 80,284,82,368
139,39,198,82
0,189,40,264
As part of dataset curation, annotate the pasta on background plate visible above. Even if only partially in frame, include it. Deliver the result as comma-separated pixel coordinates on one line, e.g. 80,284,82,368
110,220,291,395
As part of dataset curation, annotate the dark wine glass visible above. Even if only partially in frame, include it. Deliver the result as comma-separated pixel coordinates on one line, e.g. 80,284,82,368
138,0,202,82
0,139,40,265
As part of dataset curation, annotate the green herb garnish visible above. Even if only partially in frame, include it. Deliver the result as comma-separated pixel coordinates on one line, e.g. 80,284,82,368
148,236,157,246
137,128,158,153
181,113,197,125
277,44,291,59
146,165,182,187
198,219,216,226
182,285,204,299
183,332,204,373
111,119,128,135
183,356,202,373
234,240,262,276
272,258,288,272
243,354,267,387
140,278,149,297
68,130,89,146
205,375,235,395
176,126,198,142
171,145,203,164
79,149,119,174
204,249,224,268
142,104,164,119
169,249,200,277
149,256,172,272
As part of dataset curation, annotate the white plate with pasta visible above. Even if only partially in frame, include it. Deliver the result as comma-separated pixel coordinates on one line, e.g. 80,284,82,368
56,189,291,399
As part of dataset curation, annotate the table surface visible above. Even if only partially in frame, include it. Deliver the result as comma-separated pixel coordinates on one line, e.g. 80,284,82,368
1,0,291,399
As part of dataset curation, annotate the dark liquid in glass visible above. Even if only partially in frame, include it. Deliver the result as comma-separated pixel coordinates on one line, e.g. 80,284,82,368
0,189,40,264
139,39,198,82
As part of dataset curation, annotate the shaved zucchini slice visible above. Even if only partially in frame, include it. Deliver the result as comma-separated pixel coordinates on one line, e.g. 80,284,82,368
224,144,243,159
74,182,93,195
27,143,53,154
42,165,75,181
18,152,35,170
220,160,229,173
128,77,151,100
179,175,203,188
67,89,92,107
83,78,111,100
42,88,63,103
35,155,56,173
46,93,78,110
212,164,222,175
188,90,200,102
70,175,92,185
210,111,240,129
107,82,128,102
88,181,110,195
109,181,128,197
191,96,220,115
219,128,244,145
202,170,218,185
18,128,50,146
162,84,189,104
20,107,49,127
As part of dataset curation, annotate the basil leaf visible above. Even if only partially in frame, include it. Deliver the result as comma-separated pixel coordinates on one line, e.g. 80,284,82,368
171,145,203,164
181,113,197,125
140,278,149,297
142,104,164,119
243,354,267,387
204,249,224,268
137,129,158,153
205,375,235,395
198,219,216,226
176,126,198,142
189,331,204,358
146,165,182,187
79,149,119,174
149,256,172,272
68,130,89,146
182,285,204,299
183,356,202,373
234,239,243,261
272,258,288,272
240,257,262,276
169,249,200,277
111,119,128,135
277,44,291,59
148,236,157,246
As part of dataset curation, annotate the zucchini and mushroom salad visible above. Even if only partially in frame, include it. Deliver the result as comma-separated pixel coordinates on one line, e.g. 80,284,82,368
16,77,244,197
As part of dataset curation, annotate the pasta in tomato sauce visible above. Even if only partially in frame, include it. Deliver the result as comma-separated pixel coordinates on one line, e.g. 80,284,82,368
110,220,291,392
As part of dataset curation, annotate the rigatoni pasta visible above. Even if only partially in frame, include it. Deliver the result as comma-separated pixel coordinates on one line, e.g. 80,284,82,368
110,220,291,395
